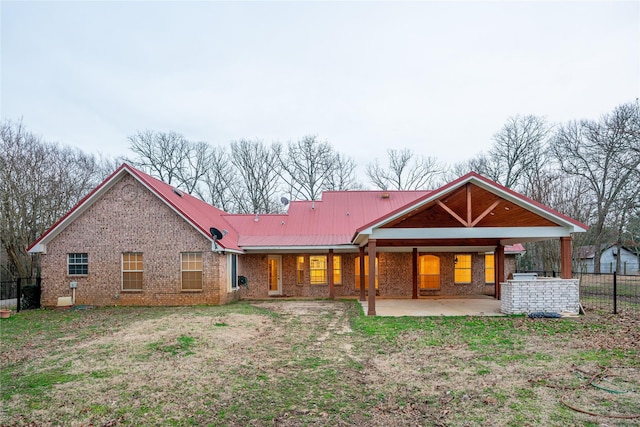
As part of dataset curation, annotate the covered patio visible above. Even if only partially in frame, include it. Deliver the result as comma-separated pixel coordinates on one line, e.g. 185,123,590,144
347,173,588,315
358,296,503,317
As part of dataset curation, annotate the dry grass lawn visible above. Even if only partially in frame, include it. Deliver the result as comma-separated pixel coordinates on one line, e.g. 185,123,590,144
1,300,639,426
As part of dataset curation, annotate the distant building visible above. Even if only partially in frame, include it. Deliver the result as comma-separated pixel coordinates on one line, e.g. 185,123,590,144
576,244,640,275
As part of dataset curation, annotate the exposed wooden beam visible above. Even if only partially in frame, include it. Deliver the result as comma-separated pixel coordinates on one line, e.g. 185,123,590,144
471,200,501,227
376,238,501,247
436,200,469,227
467,183,472,226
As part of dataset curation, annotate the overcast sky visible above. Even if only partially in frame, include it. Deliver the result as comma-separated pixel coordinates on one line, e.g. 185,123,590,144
2,1,639,173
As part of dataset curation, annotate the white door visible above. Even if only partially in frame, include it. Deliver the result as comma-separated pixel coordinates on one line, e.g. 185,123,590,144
268,255,282,296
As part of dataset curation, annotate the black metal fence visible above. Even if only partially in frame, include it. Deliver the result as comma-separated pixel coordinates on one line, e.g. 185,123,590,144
0,277,41,312
577,272,640,314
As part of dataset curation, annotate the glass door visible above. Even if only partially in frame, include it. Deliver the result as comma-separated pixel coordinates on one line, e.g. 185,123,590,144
268,255,282,295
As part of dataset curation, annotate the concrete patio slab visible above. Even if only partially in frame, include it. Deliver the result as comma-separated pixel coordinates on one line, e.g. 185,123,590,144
359,297,504,317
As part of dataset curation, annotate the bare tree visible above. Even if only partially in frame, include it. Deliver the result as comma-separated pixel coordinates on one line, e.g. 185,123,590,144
127,130,219,199
325,153,362,191
366,148,444,190
195,145,239,213
178,141,212,195
0,119,104,278
230,139,283,214
127,130,190,186
447,153,497,182
551,101,640,273
518,171,595,273
489,115,551,191
275,135,359,200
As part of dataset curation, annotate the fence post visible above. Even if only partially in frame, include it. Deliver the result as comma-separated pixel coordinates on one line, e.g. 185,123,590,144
16,278,21,313
613,271,617,315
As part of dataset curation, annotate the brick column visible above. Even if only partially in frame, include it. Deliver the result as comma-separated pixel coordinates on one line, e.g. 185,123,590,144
368,239,376,316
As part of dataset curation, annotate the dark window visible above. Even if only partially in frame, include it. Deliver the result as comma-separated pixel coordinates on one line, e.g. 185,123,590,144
230,254,238,290
68,253,88,275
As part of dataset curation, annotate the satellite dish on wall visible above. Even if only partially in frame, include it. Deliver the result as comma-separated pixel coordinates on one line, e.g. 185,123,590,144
210,227,224,240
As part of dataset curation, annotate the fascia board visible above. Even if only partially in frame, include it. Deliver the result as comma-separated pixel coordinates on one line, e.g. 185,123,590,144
28,243,46,254
242,245,360,254
370,226,574,240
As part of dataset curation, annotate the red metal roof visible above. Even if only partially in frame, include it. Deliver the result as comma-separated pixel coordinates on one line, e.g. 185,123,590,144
223,190,430,247
28,165,577,255
125,166,241,251
28,164,242,252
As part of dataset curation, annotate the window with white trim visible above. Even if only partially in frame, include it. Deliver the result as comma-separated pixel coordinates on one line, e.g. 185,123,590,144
310,255,327,285
228,254,238,291
419,255,440,289
297,256,305,285
122,252,143,291
333,255,342,285
485,254,495,284
455,254,472,284
355,256,378,289
181,252,203,291
68,253,88,275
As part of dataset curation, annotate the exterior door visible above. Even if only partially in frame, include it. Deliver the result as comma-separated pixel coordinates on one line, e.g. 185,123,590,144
268,255,282,295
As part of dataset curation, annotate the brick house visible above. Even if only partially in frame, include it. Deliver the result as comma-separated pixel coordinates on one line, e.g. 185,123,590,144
28,164,587,313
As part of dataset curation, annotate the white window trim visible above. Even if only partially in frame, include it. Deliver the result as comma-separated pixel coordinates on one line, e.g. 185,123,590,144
181,252,203,291
228,254,238,292
122,252,143,291
67,253,88,276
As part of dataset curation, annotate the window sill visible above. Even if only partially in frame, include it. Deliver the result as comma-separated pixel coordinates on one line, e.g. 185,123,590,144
181,289,203,293
121,289,143,293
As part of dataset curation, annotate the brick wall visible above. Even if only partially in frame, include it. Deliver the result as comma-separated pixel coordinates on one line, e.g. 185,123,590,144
237,251,514,298
501,279,580,314
40,174,231,307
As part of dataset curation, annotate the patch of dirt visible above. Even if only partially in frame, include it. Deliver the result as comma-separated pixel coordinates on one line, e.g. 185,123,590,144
2,302,639,427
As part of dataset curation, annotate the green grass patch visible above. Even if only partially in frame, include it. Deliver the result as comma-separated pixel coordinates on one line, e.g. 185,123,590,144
1,368,84,400
147,334,196,357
